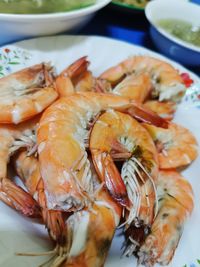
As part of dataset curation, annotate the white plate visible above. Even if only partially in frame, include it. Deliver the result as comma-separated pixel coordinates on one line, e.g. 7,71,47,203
0,35,200,267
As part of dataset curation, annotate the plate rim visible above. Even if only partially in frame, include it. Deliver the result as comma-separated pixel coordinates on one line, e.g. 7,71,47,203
1,34,199,82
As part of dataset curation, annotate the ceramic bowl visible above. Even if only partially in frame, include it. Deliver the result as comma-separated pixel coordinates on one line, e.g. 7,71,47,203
145,0,200,66
0,0,111,45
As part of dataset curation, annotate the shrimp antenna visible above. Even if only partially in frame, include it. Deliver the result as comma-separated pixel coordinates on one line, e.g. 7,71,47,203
131,157,158,219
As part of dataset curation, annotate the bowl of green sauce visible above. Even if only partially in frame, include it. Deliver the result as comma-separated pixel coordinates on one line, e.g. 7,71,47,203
145,0,200,66
0,0,111,45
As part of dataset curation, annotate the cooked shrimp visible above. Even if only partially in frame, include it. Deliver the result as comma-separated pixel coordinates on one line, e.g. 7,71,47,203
57,189,121,267
55,56,96,97
37,92,166,212
100,55,186,102
0,63,58,124
0,116,41,217
90,110,159,253
0,177,40,217
144,100,177,121
13,150,65,244
46,159,122,267
90,109,158,215
143,122,198,169
110,72,152,103
137,170,194,266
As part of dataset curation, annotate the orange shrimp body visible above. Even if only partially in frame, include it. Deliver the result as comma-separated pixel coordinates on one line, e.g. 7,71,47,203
143,122,198,169
0,116,41,217
144,100,176,121
90,110,158,243
100,56,186,103
55,57,94,97
50,160,122,267
13,150,65,244
61,190,121,267
0,63,58,124
137,170,194,266
111,72,152,103
37,92,166,212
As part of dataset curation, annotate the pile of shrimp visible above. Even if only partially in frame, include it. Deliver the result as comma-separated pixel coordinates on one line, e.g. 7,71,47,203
0,55,198,267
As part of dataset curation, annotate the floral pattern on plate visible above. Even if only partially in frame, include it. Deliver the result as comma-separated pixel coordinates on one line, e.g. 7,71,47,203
0,47,32,78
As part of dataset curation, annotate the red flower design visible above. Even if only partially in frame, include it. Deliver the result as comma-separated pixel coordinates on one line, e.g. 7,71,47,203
4,48,10,53
181,73,194,88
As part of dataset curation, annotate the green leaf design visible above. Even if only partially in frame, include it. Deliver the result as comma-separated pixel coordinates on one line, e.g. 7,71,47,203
9,62,20,65
197,259,200,264
0,66,3,71
183,265,187,267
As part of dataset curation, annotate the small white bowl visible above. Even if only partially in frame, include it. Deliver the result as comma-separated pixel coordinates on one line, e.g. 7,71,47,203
0,0,111,45
145,0,200,66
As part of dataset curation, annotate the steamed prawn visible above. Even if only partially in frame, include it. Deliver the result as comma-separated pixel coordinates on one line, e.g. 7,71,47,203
37,92,166,212
89,110,158,227
0,63,58,124
137,170,194,266
13,150,65,244
143,122,198,169
0,116,41,217
100,55,186,103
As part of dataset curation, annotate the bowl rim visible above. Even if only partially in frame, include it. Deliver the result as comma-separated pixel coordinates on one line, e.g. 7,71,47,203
145,0,200,53
0,0,111,20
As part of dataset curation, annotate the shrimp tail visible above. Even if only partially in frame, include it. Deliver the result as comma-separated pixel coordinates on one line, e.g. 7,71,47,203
55,56,90,97
127,104,168,128
0,178,41,217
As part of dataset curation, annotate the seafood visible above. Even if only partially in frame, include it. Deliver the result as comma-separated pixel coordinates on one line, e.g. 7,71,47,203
144,100,176,121
13,150,65,243
108,72,152,103
100,55,186,103
0,177,40,217
0,116,41,216
55,57,178,121
55,57,96,97
137,170,194,266
37,92,166,212
58,188,121,267
0,54,197,267
143,122,198,169
90,109,158,222
0,63,58,124
46,159,122,267
89,110,159,255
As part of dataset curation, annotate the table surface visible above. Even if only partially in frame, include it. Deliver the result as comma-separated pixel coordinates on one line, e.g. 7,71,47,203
79,2,200,77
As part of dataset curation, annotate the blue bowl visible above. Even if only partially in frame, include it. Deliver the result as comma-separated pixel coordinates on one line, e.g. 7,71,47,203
145,0,200,67
150,25,200,67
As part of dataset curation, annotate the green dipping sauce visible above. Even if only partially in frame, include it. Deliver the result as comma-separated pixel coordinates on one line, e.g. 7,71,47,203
0,0,96,14
157,19,200,48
